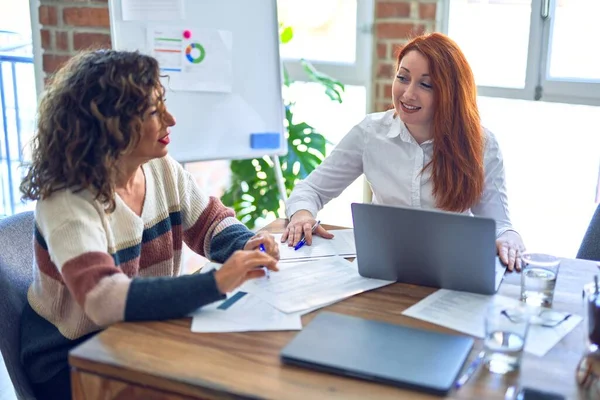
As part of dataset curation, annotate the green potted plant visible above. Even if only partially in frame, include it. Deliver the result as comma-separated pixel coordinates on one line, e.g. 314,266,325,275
221,26,344,228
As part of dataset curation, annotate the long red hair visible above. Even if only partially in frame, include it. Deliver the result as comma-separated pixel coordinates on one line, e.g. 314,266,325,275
395,33,485,212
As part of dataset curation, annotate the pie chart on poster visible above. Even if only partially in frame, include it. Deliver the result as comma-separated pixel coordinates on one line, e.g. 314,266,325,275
185,43,206,64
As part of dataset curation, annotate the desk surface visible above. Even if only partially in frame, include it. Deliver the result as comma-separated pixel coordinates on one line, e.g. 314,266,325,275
70,219,595,399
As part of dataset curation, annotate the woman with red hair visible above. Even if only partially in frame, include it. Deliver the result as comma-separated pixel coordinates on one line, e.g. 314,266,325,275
283,32,526,271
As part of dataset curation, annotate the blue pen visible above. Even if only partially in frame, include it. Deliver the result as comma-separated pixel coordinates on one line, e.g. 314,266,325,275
454,351,484,389
294,220,321,251
259,243,270,279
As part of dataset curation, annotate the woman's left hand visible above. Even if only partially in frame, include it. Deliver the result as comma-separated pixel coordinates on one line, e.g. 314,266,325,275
496,231,526,272
244,231,280,261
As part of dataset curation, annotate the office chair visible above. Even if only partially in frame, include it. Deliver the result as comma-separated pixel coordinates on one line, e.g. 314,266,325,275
577,203,600,262
0,211,36,399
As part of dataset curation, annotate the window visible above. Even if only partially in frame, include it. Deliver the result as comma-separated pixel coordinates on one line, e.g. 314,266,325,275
442,0,600,106
276,0,373,224
0,0,36,216
286,82,367,226
277,0,373,86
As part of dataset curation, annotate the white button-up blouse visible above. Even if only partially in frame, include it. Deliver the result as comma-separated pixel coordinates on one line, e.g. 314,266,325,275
286,110,515,238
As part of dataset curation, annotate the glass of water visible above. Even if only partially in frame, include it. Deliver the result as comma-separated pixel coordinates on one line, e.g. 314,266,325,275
520,252,560,307
484,304,529,374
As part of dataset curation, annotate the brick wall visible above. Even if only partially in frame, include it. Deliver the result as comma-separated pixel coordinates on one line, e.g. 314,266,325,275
371,0,439,112
35,0,438,109
38,0,111,78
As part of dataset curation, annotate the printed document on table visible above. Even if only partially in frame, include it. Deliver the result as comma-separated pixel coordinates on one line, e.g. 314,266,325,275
402,289,582,357
190,292,301,333
274,229,356,261
241,256,394,314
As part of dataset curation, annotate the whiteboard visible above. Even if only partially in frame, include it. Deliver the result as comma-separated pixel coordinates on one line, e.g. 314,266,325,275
108,0,287,163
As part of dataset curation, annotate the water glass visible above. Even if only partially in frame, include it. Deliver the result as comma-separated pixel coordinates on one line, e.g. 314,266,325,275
583,281,600,353
520,252,560,307
578,281,600,399
484,304,529,374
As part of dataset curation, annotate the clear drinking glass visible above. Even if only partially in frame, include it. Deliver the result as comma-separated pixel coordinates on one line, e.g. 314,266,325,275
583,281,600,352
578,281,600,399
484,304,529,374
520,252,560,307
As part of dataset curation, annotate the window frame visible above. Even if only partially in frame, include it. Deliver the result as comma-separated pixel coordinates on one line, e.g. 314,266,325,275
280,0,374,88
441,0,600,106
29,0,44,98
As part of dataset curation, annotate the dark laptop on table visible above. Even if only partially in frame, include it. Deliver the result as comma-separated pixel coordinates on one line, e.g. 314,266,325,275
281,312,474,396
351,203,506,295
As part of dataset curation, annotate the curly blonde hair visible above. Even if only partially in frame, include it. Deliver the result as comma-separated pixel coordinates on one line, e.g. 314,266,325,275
20,49,165,212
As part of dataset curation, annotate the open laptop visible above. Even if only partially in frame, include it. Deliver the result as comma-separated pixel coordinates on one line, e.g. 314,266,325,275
351,203,506,295
281,312,474,395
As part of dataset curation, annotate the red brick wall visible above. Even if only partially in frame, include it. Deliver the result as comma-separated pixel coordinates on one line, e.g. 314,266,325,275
38,1,112,78
372,0,439,112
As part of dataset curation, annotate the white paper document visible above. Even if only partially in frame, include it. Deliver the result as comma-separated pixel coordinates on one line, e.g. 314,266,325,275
242,257,394,314
121,0,184,21
274,229,356,261
402,289,582,357
190,291,301,333
148,26,233,92
197,261,222,273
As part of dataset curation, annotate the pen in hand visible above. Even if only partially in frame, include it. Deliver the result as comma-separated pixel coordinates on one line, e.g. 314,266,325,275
259,243,270,279
454,351,484,389
294,220,321,251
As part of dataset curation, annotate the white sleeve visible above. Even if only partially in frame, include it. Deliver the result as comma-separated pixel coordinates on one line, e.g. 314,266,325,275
470,129,517,238
285,121,366,218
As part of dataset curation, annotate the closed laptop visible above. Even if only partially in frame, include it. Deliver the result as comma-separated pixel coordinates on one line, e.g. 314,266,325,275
281,312,473,396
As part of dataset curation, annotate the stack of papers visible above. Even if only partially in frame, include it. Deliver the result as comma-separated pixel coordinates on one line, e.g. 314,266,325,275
241,256,394,313
190,291,302,333
189,254,393,333
190,262,302,333
402,289,582,357
274,229,356,261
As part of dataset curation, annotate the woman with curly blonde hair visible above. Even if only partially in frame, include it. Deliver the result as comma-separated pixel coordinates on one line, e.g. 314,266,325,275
20,49,279,400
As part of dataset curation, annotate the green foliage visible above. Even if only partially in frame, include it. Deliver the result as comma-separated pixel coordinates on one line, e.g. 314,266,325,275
300,60,344,103
221,26,344,228
279,26,293,44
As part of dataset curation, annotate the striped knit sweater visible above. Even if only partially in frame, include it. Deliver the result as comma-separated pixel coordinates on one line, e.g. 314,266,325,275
20,155,254,384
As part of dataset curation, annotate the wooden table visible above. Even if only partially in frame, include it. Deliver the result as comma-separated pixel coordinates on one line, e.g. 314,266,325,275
69,219,596,399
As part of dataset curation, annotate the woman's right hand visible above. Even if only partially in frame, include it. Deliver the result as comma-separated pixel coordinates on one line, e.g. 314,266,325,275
281,210,334,247
214,250,278,294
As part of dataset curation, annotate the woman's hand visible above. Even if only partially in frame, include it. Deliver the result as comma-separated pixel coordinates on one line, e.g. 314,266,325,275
281,210,334,247
214,250,278,294
496,231,526,272
244,231,280,260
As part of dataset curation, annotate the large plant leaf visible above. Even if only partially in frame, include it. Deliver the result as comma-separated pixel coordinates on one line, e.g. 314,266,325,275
300,59,345,103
